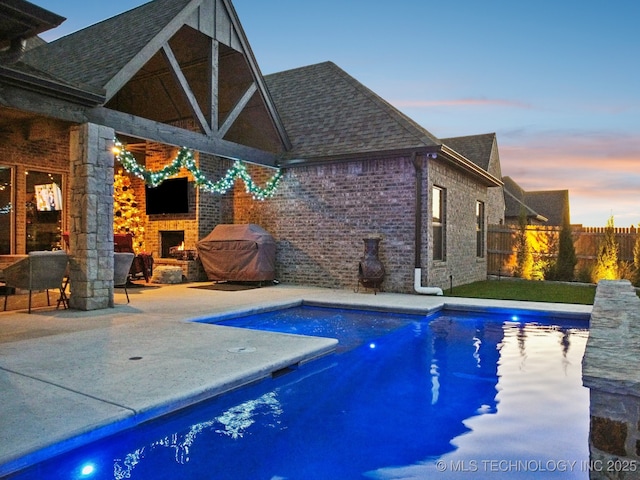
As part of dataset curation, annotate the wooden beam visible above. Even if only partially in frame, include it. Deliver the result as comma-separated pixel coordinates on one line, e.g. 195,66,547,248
0,82,91,123
86,106,279,166
217,82,256,138
210,39,219,132
104,1,202,99
220,0,291,150
161,43,212,136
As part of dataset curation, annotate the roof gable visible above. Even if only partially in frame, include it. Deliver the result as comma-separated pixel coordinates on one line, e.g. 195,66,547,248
525,190,570,226
502,176,543,220
23,0,192,92
503,176,571,225
442,133,496,172
265,61,441,163
21,0,289,163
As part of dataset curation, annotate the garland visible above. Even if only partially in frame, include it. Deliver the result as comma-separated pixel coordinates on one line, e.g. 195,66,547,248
113,139,283,201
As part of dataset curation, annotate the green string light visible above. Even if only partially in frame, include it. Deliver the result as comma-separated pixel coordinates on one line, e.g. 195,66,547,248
113,139,283,201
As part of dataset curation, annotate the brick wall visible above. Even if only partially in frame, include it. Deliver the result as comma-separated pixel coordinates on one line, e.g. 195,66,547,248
197,154,232,238
123,147,231,257
139,145,199,255
0,118,71,253
2,120,491,296
427,159,488,289
230,155,489,293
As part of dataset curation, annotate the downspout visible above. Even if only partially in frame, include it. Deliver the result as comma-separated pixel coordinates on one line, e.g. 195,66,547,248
412,153,443,295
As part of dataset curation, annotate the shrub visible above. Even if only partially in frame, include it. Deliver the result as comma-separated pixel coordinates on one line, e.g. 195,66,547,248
592,216,619,282
634,225,640,286
576,265,593,284
555,221,577,280
514,210,533,279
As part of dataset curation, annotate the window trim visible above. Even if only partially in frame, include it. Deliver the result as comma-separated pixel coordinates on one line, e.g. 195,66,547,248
476,200,485,258
432,186,446,261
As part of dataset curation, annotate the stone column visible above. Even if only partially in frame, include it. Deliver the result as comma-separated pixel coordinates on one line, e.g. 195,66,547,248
68,123,115,310
583,280,640,478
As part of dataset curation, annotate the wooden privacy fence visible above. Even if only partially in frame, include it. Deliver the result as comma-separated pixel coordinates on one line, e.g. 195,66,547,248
487,225,638,278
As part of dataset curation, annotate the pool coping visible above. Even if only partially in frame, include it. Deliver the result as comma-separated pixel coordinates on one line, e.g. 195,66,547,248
0,284,592,476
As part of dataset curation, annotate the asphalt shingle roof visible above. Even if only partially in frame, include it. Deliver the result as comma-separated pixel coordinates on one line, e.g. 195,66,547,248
442,133,496,171
503,176,570,225
265,61,441,161
525,190,570,226
22,0,193,91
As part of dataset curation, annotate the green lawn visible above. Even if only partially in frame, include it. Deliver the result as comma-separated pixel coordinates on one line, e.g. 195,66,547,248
446,279,597,305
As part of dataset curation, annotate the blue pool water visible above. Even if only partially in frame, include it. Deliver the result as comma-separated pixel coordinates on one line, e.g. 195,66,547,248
8,306,590,479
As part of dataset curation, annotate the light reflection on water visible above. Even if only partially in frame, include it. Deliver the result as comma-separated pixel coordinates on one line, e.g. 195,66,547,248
9,307,589,480
367,322,589,479
113,392,283,479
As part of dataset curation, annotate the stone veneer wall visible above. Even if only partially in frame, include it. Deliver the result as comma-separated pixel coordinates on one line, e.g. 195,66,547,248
68,123,115,310
230,155,489,293
583,280,640,479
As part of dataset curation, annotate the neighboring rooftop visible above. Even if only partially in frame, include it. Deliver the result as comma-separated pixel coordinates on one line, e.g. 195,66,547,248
503,176,571,225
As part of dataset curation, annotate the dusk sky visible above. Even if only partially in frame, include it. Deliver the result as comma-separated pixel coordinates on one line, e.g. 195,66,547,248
33,0,640,227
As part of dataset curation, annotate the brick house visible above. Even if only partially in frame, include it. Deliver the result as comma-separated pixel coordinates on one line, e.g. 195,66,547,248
1,0,503,309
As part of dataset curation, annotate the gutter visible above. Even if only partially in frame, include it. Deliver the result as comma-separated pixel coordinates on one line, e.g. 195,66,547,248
440,144,503,187
412,152,444,296
0,64,105,106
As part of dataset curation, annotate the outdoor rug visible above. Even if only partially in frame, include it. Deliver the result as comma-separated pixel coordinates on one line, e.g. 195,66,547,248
189,282,264,292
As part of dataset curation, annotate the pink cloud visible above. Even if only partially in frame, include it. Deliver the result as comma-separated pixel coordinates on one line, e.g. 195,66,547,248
393,98,532,109
498,132,640,227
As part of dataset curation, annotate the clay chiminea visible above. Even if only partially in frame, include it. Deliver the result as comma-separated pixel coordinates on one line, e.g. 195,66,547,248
357,236,385,294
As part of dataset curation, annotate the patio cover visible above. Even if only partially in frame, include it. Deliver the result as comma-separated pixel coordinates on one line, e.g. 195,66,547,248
196,224,276,282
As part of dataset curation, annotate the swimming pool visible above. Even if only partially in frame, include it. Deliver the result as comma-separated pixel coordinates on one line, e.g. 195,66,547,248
8,305,590,479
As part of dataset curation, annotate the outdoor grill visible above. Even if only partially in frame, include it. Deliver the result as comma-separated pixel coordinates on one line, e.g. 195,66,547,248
196,224,276,282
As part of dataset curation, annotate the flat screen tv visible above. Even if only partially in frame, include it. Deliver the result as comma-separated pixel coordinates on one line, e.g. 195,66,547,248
34,183,63,211
145,177,190,215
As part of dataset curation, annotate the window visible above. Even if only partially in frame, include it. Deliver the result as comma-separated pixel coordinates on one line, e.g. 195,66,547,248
0,166,13,254
25,170,64,252
476,200,485,258
432,186,445,260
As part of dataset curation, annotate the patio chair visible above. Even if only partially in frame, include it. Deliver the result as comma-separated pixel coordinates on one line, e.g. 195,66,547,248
114,234,153,282
3,250,69,313
114,252,135,303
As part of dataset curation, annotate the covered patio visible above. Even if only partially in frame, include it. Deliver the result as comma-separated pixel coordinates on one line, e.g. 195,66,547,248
0,0,288,311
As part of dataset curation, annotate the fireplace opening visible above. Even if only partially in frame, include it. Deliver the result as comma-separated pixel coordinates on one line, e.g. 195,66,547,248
160,230,184,258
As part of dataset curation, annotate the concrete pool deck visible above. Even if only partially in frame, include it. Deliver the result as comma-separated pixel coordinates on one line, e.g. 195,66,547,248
0,282,592,476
